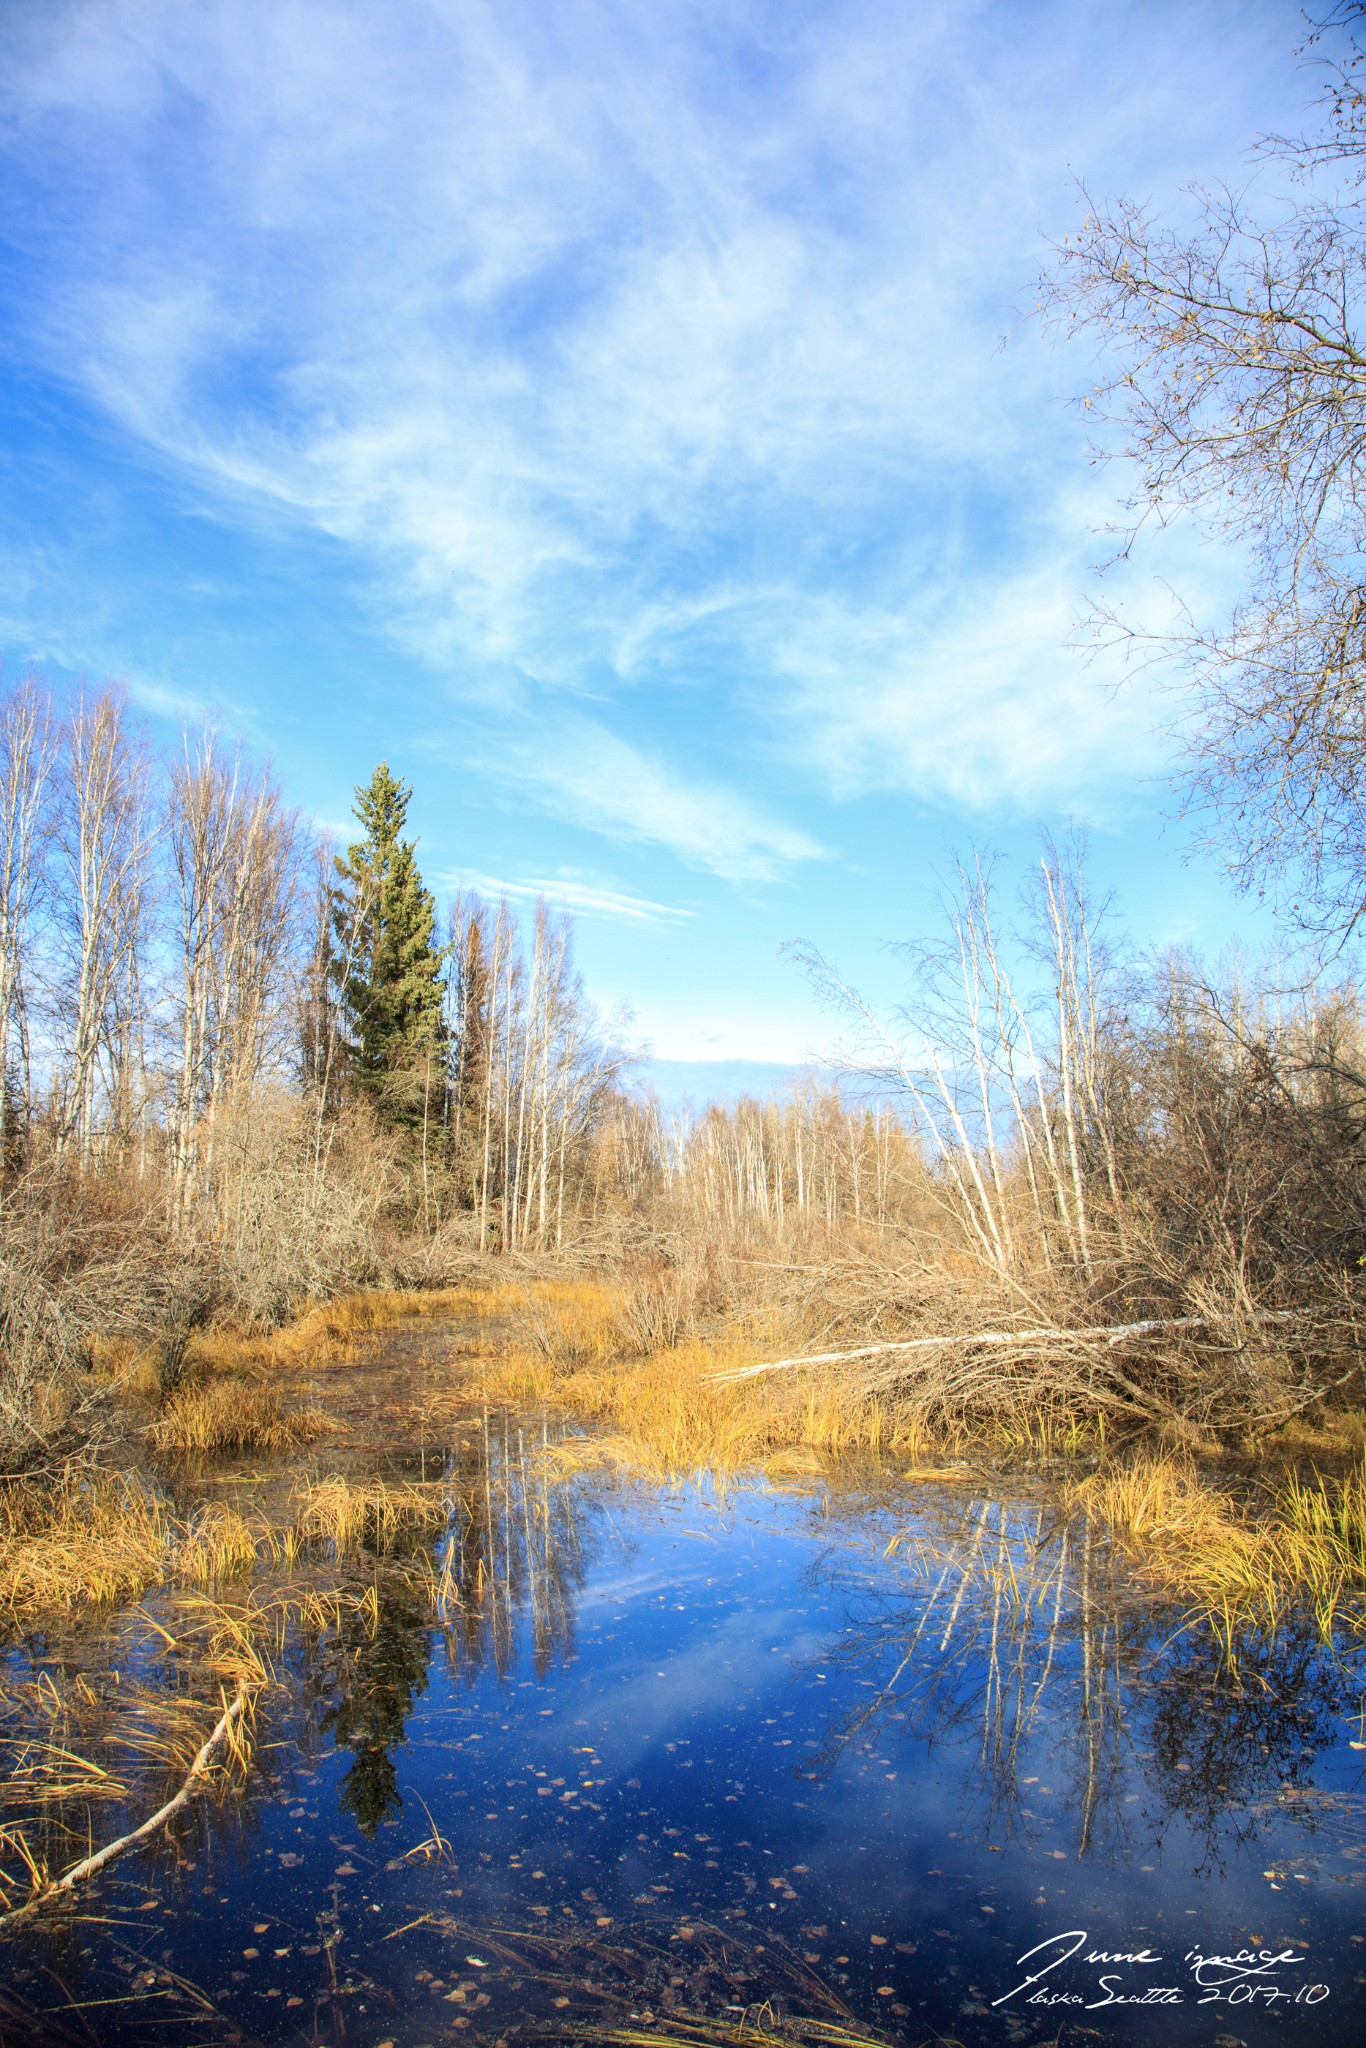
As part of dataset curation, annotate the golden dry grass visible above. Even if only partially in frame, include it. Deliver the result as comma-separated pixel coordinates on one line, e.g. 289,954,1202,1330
587,2021,889,2048
190,1283,491,1379
288,1473,450,1555
3,1482,287,1627
175,1502,261,1582
149,1376,336,1454
1073,1452,1366,1634
453,1278,942,1476
0,1596,266,1912
0,1478,305,1628
0,1475,169,1620
1,1460,460,1630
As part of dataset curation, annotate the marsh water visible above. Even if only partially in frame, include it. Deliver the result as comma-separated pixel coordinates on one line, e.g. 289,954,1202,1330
4,1337,1366,2047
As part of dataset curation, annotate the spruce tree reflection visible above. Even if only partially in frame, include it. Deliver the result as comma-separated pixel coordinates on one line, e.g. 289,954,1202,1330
315,1421,602,1832
321,1570,431,1834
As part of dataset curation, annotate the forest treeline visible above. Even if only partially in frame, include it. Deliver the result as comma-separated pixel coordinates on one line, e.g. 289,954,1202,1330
0,676,924,1475
0,675,924,1254
4,672,1366,1479
0,681,621,1251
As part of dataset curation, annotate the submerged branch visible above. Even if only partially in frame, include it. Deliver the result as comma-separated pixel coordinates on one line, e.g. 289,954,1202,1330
0,1682,252,1929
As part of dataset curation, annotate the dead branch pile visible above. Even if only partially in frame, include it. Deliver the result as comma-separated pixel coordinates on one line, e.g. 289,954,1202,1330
708,1304,1366,1438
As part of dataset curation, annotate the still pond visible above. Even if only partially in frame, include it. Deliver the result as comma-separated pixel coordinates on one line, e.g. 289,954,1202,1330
3,1394,1365,2048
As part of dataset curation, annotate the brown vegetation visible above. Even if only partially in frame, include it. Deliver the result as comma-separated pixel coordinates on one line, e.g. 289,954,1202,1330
452,1278,938,1478
149,1378,335,1455
290,1473,450,1555
1072,1452,1366,1638
0,1456,455,1628
0,1474,169,1617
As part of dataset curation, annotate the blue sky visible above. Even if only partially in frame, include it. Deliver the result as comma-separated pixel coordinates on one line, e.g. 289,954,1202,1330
0,0,1322,1070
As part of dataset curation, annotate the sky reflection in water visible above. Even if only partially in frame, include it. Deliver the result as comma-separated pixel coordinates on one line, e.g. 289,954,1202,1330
6,1428,1366,2046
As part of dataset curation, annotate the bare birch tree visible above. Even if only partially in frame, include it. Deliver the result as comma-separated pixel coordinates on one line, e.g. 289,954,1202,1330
0,678,55,1166
1042,8,1366,946
790,840,1127,1297
168,731,302,1212
51,688,158,1170
445,891,624,1249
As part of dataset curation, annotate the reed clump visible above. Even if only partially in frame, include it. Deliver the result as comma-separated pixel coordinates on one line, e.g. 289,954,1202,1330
0,1475,169,1620
149,1376,336,1454
175,1502,261,1582
3,1480,295,1627
1073,1452,1366,1634
509,1278,632,1367
290,1473,450,1555
1268,1461,1366,1632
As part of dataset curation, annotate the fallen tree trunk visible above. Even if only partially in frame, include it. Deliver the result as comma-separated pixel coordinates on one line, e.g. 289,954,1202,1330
0,1683,252,1928
703,1308,1314,1386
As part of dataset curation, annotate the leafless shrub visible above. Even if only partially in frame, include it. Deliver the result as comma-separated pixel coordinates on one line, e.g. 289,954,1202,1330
612,1257,706,1353
382,1210,489,1290
202,1089,403,1327
152,1274,217,1405
0,1171,169,1480
0,1238,99,1482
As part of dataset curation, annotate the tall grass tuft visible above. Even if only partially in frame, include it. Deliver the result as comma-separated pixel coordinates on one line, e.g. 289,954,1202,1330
175,1502,261,1582
0,1475,169,1619
1074,1452,1366,1636
290,1474,449,1556
149,1377,336,1454
1271,1460,1366,1634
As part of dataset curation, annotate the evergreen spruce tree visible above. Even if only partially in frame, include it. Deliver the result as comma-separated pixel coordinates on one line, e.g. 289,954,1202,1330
332,763,446,1125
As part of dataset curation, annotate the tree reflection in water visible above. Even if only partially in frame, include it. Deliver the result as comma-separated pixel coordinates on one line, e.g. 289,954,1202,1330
796,1485,1365,1864
433,1412,594,1683
320,1571,431,1832
314,1414,600,1833
1148,1624,1347,1869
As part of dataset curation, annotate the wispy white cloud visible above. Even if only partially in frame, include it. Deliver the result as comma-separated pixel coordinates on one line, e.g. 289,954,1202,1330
489,715,826,883
0,0,1305,862
757,542,1205,821
443,867,695,926
124,673,241,728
